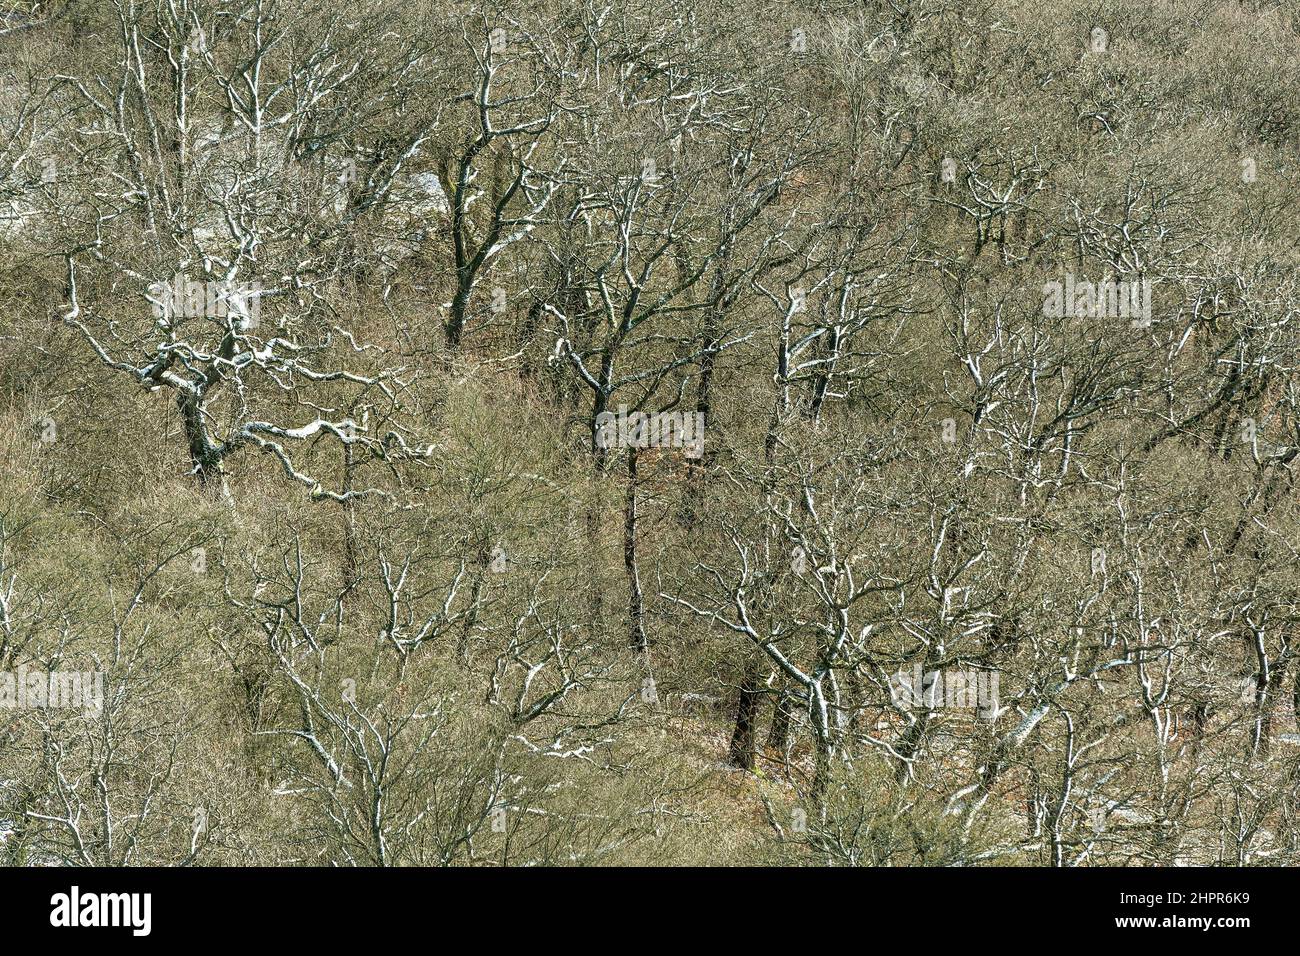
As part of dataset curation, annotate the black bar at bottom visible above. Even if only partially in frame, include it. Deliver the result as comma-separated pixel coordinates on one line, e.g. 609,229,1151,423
0,865,1271,943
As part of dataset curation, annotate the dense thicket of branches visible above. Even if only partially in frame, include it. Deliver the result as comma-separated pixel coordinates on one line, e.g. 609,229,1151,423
3,0,1300,866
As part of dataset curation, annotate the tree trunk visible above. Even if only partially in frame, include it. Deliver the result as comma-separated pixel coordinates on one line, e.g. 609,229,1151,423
624,449,647,653
681,290,721,526
458,533,491,665
341,440,360,590
582,402,610,631
728,657,763,770
766,682,793,753
177,391,225,495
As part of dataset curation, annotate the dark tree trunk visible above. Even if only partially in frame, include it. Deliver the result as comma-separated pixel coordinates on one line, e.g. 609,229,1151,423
445,283,467,351
681,299,720,527
766,683,793,753
334,439,361,631
728,658,763,770
583,397,610,630
341,440,360,588
177,391,224,493
458,533,491,665
624,449,647,653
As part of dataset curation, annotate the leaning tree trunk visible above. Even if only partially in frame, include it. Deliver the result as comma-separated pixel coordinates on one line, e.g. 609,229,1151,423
177,390,226,496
